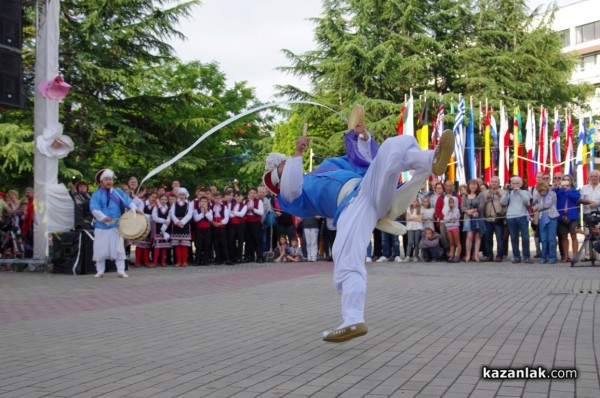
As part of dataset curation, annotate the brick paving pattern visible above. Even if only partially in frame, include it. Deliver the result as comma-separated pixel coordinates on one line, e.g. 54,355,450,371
1,260,599,397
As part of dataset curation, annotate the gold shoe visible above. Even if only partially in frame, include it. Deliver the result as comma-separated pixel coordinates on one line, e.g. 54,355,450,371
432,129,455,176
322,323,368,343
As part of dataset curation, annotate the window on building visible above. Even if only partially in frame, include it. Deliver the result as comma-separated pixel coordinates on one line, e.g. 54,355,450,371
576,20,600,44
580,53,598,72
560,29,570,47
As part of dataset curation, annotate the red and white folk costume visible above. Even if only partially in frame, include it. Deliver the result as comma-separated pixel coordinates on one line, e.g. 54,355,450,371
132,199,154,267
211,198,230,264
229,198,247,263
152,201,171,266
244,194,264,263
169,188,193,266
192,200,213,265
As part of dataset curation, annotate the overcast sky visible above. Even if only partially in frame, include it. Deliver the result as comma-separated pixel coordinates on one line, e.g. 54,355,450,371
170,0,561,103
170,0,322,102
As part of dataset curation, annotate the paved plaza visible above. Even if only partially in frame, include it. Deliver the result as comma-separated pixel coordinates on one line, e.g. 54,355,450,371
1,259,599,398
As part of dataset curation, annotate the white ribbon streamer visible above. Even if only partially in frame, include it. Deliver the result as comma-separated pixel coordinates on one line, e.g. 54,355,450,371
71,229,94,276
139,100,347,188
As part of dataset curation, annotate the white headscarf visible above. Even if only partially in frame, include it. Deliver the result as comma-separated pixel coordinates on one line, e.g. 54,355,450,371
177,187,189,199
265,152,287,172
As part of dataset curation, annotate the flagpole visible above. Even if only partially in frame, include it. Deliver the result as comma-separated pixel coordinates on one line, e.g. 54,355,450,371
544,105,548,176
541,104,545,176
590,116,595,174
565,109,569,176
480,99,483,184
549,107,556,181
484,98,489,183
499,100,504,185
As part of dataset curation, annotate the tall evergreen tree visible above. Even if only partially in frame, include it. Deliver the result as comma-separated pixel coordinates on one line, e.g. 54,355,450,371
0,0,269,189
278,0,592,153
458,0,588,109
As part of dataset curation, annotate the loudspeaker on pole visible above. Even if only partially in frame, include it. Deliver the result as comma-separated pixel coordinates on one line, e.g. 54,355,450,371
0,0,23,109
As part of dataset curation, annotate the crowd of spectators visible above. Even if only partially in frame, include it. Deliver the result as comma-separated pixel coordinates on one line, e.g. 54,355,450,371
0,187,34,259
108,169,594,267
366,170,592,265
4,167,597,268
68,177,337,267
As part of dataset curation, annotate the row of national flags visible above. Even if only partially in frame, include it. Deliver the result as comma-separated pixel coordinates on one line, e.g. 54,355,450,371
396,95,597,188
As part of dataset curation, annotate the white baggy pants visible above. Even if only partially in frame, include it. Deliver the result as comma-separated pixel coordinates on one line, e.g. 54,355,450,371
93,228,127,274
332,135,433,327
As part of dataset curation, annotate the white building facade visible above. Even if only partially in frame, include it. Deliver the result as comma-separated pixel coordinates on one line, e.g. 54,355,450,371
553,0,600,115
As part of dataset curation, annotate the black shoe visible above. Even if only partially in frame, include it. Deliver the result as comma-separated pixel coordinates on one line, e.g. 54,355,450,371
257,258,264,263
225,261,233,265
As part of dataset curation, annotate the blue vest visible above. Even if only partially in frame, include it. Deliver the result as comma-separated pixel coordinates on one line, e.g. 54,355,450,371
277,168,361,225
317,156,369,177
89,188,132,230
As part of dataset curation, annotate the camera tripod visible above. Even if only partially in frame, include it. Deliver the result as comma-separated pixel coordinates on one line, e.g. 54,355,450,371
571,229,598,267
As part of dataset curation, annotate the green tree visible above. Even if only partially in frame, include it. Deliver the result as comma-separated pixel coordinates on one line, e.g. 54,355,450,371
273,114,304,156
85,59,265,190
1,0,272,191
278,0,592,153
0,123,34,190
458,0,589,109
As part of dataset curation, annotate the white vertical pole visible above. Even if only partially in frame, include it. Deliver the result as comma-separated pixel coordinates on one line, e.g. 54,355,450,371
33,0,60,260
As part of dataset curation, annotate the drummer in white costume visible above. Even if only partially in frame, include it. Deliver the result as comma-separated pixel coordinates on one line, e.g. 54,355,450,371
90,169,143,278
263,128,455,342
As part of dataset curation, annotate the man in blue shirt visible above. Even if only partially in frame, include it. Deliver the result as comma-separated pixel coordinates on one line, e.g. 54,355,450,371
90,169,143,278
263,129,454,342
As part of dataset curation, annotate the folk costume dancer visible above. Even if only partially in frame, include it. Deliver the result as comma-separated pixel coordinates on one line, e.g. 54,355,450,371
90,169,143,278
211,191,231,265
263,130,455,343
132,192,156,267
193,196,213,265
152,193,171,267
245,187,265,263
222,191,235,264
191,188,205,265
169,188,194,267
229,192,247,263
